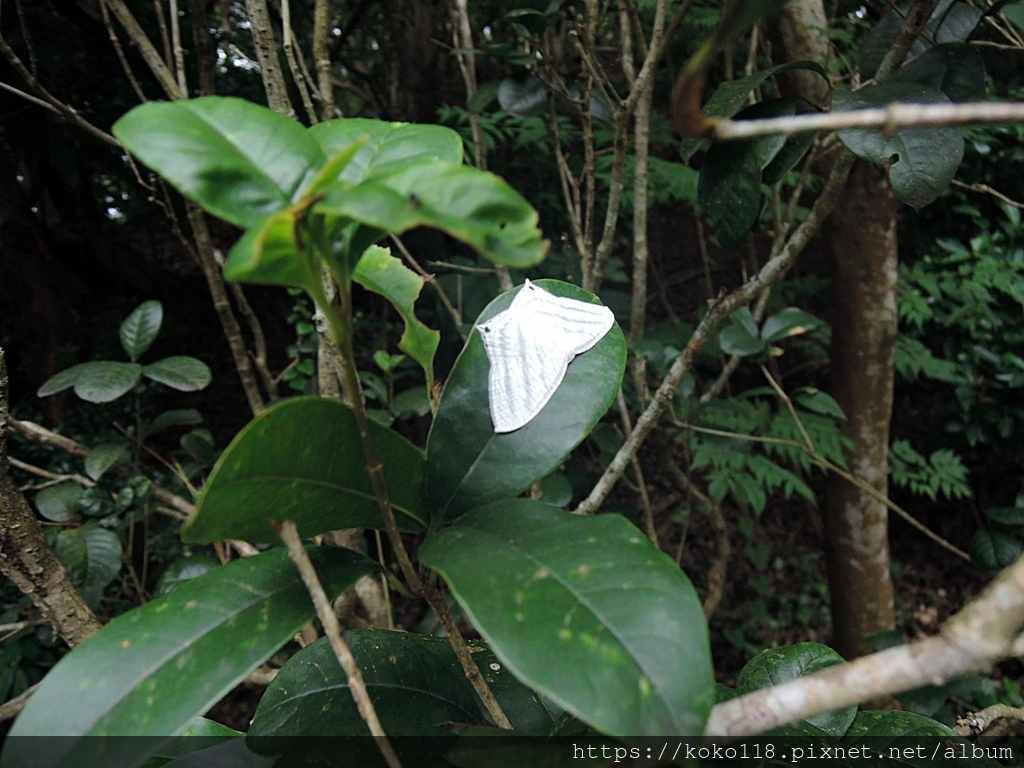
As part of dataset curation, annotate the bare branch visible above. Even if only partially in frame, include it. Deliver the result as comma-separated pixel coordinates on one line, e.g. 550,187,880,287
278,521,402,768
101,0,183,99
576,152,857,515
709,99,1024,142
707,547,1024,735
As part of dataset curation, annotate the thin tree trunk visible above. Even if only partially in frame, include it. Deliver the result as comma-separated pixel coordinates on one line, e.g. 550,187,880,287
0,349,100,647
822,160,899,659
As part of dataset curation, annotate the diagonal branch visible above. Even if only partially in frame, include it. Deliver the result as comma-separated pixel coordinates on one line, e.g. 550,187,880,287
706,546,1024,736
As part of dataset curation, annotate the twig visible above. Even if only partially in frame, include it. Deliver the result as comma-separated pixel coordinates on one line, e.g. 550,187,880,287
391,237,464,329
616,390,657,545
952,179,1024,210
169,0,187,95
0,683,39,722
706,545,1024,736
8,457,94,490
282,0,318,123
708,99,1024,142
575,152,857,515
8,417,194,518
0,34,119,147
312,0,335,119
101,0,183,99
956,704,1024,736
243,0,294,115
662,454,728,619
277,521,402,767
673,419,969,562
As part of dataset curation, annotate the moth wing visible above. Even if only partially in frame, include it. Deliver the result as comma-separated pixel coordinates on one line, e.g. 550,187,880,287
529,288,615,357
480,309,573,433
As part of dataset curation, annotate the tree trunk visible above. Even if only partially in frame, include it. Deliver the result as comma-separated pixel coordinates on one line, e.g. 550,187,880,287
0,348,101,647
822,160,899,659
769,0,899,660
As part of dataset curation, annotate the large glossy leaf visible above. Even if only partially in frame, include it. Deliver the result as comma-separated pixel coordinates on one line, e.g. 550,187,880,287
318,162,548,269
834,83,964,210
843,711,999,766
425,280,625,521
222,205,321,292
311,119,463,184
120,300,163,361
183,397,426,544
113,97,325,229
248,629,556,740
3,547,377,768
143,356,212,391
736,642,855,737
419,500,715,737
353,246,440,388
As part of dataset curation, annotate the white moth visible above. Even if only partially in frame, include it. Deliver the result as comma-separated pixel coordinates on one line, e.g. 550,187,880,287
476,280,614,433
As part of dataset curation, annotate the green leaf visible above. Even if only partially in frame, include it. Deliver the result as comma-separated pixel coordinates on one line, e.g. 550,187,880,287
4,547,377,768
762,131,816,185
498,76,547,118
84,442,131,480
146,408,203,436
719,308,765,357
310,119,463,184
698,98,799,243
701,61,829,121
697,140,763,248
54,524,123,606
537,472,574,508
793,389,846,420
36,364,93,397
318,162,549,269
969,525,1022,573
833,83,964,209
112,97,325,230
119,301,163,362
72,361,143,403
897,43,986,103
177,718,244,738
419,500,715,737
154,553,221,596
223,205,320,292
248,629,556,740
984,507,1024,527
183,397,426,544
426,280,625,520
143,356,212,392
761,307,821,343
34,483,85,522
353,245,440,388
736,642,855,737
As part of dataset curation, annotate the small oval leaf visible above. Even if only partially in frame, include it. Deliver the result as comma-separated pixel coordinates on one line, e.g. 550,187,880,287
120,301,163,361
72,362,143,403
143,357,212,391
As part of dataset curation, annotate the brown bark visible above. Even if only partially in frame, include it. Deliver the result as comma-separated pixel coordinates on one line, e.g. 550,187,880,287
0,348,101,648
822,160,899,659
